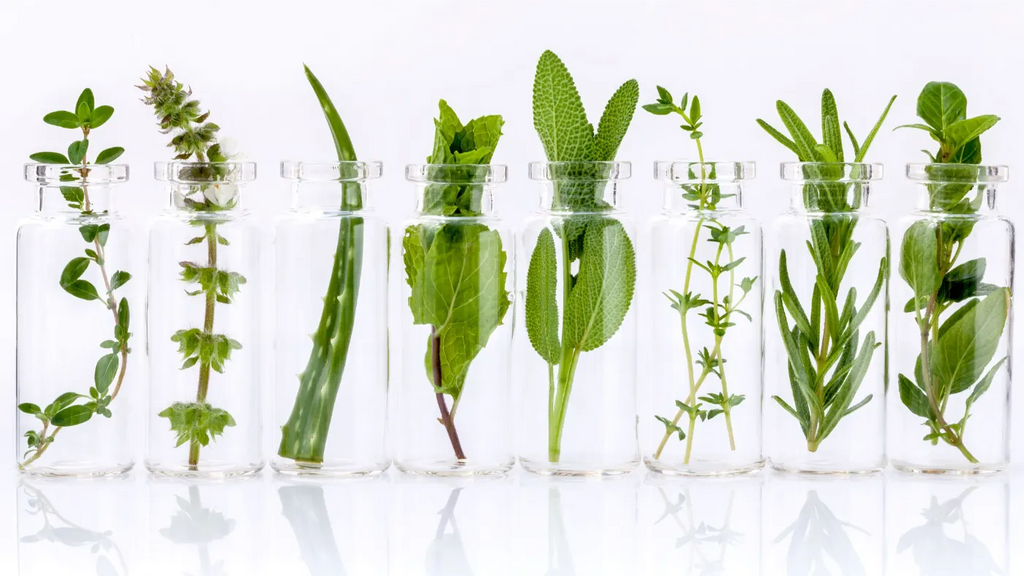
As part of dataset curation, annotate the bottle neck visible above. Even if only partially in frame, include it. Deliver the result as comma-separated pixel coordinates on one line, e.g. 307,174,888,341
914,180,998,214
539,179,622,212
790,180,873,214
166,182,246,213
291,180,367,212
38,184,115,215
414,182,496,216
662,181,743,213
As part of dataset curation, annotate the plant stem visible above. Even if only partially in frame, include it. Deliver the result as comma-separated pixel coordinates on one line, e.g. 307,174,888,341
188,222,218,469
431,328,465,460
717,242,739,450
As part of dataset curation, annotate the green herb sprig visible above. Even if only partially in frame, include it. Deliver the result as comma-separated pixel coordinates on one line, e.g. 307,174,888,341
277,65,364,465
644,86,756,463
140,67,242,469
894,82,1009,463
402,101,509,460
19,89,132,469
757,90,894,452
527,50,638,463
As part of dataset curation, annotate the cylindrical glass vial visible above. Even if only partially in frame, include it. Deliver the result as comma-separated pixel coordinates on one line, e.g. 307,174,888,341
395,164,514,475
147,162,262,478
889,164,1013,474
643,161,763,475
272,161,389,476
765,163,888,474
17,164,140,477
519,161,639,476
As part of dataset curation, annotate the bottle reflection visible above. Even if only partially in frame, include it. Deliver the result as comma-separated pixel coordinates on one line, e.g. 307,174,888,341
279,485,345,575
887,474,1008,575
763,474,883,575
18,478,133,576
426,488,474,575
643,474,761,575
159,486,235,576
545,487,574,576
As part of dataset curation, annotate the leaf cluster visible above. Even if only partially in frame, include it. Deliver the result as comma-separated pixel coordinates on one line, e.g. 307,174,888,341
422,100,504,216
757,89,896,164
158,401,236,448
29,88,124,167
179,261,246,304
643,85,703,139
897,82,998,164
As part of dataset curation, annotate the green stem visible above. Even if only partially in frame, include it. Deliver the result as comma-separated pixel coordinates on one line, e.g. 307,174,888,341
717,242,738,450
188,222,218,469
549,232,580,463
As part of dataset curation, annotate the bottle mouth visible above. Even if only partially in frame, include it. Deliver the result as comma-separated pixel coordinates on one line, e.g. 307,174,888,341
781,162,882,182
529,161,631,182
405,164,507,184
24,163,129,185
155,161,256,184
906,163,1008,184
281,161,383,182
655,161,754,183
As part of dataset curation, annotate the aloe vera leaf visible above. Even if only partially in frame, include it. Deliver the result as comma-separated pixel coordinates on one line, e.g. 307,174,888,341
278,65,365,463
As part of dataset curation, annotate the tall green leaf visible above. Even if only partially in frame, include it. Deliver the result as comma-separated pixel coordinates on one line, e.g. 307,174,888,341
931,288,1009,395
532,50,594,162
525,228,561,364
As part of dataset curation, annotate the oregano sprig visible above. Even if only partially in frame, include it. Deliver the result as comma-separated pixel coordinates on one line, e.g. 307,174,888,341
19,89,132,469
645,86,756,464
141,66,243,469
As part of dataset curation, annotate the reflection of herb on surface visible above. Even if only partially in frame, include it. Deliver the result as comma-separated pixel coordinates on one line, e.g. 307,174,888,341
528,50,638,463
757,90,894,452
279,484,345,575
403,101,509,461
896,486,1001,575
20,482,127,575
426,488,474,576
774,490,868,575
654,487,743,574
644,86,756,464
161,486,235,576
894,82,1008,464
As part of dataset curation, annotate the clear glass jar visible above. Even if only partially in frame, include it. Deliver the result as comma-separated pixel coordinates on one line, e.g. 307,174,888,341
146,161,263,478
889,164,1013,474
519,161,639,476
395,164,514,475
272,161,390,477
765,163,888,474
643,161,763,476
17,163,141,477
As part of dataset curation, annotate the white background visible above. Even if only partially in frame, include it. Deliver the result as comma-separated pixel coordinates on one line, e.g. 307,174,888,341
1,0,1023,574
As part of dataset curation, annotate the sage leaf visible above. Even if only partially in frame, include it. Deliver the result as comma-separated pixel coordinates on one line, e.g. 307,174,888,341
532,50,594,162
525,228,561,364
562,219,636,352
593,79,639,161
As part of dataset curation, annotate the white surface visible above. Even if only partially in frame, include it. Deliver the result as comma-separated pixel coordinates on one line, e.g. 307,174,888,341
1,0,1022,573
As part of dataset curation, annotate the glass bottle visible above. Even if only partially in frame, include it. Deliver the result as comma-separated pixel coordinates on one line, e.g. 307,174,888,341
518,161,639,476
765,163,888,474
146,161,262,478
395,163,514,475
17,163,140,477
889,164,1013,473
643,161,763,476
272,161,389,476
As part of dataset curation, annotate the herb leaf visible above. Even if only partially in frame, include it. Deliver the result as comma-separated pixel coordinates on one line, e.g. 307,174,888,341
532,50,594,162
593,79,640,161
525,228,561,364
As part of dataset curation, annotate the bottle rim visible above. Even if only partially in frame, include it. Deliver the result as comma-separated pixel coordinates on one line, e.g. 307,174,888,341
280,160,383,182
780,162,883,182
405,163,508,184
155,161,257,184
906,163,1008,183
24,163,129,185
655,160,754,183
529,161,631,182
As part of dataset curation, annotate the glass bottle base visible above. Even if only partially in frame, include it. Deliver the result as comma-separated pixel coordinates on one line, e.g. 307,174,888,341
271,458,390,478
519,458,638,477
145,459,264,479
644,457,764,477
395,457,513,477
890,460,1006,475
768,458,883,476
19,461,134,478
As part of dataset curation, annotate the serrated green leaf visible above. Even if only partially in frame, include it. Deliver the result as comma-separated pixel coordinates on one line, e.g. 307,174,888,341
593,79,639,161
562,219,636,352
532,50,594,162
